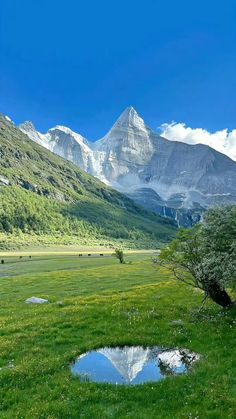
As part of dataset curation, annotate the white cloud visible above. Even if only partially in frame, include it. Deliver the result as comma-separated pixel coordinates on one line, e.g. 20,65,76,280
159,122,236,161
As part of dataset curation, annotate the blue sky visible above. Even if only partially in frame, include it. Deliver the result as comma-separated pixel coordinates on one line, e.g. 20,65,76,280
1,0,236,140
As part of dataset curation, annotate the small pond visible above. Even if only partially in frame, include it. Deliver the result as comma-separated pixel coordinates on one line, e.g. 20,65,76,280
71,346,200,385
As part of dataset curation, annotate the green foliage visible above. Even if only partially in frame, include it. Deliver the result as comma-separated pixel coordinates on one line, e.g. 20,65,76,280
113,248,125,263
200,205,236,288
0,115,176,249
157,205,236,307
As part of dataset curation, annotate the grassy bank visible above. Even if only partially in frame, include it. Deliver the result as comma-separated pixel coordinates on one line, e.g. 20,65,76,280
0,231,164,252
1,253,236,418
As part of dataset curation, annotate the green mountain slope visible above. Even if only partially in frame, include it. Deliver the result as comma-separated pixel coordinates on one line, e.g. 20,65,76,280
0,115,176,249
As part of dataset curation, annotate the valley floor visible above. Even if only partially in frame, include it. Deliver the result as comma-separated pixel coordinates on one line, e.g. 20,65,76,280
0,252,236,418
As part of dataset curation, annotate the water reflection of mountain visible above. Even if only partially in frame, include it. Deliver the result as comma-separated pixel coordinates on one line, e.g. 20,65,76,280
71,346,200,384
98,347,199,383
98,346,152,382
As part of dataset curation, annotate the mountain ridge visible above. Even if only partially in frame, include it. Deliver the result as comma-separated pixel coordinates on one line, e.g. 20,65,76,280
18,107,236,226
0,114,175,249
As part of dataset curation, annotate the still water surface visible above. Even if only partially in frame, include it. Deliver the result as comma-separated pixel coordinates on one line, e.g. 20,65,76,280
71,346,200,385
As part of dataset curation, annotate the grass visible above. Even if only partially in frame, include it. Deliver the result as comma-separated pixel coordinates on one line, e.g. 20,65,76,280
1,252,236,418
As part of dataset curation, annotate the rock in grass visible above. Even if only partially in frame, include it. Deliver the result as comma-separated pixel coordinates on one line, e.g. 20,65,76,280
25,297,49,304
169,319,183,326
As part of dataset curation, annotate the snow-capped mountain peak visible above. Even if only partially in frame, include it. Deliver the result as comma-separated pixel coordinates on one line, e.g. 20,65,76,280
19,121,93,169
18,107,236,227
19,121,49,148
114,106,147,129
47,125,90,150
19,120,36,131
106,106,151,136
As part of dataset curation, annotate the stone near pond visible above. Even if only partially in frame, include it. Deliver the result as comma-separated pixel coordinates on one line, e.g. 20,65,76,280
7,361,15,369
25,296,49,304
0,360,15,371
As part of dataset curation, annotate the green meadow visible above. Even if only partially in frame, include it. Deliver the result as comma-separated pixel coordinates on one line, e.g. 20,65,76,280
1,252,236,418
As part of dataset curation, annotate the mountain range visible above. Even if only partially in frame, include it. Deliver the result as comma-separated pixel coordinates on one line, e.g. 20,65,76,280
0,114,175,249
19,107,236,226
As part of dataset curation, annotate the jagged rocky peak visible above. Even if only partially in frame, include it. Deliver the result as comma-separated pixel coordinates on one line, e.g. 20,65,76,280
47,125,90,148
102,106,152,142
93,106,156,184
113,106,149,131
19,120,37,133
19,120,93,170
94,106,154,159
44,125,93,172
19,120,48,147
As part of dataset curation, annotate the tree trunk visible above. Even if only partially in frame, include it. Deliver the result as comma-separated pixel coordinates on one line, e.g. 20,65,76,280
207,282,232,308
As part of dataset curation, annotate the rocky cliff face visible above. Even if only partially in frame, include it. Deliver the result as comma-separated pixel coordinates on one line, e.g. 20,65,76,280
19,107,236,226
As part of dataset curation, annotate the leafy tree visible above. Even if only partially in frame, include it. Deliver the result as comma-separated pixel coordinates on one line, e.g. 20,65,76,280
114,249,125,264
155,206,236,308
